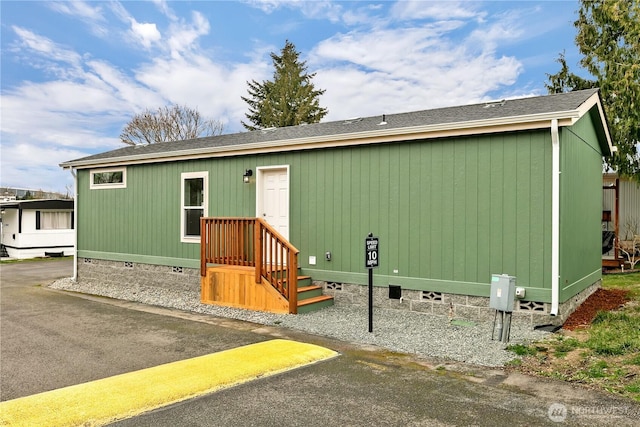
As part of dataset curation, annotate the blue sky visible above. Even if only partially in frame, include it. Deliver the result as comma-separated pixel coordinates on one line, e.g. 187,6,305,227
1,0,586,194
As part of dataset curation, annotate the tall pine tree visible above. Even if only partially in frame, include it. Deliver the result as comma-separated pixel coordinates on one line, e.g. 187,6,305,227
242,41,328,131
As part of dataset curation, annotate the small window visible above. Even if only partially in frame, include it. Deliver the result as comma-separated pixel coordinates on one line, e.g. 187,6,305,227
181,171,208,243
90,168,127,189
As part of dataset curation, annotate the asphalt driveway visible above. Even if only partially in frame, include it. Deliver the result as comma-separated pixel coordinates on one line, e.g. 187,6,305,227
1,259,639,426
0,259,272,400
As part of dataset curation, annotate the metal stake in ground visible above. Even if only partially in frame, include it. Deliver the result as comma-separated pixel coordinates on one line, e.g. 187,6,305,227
365,233,379,333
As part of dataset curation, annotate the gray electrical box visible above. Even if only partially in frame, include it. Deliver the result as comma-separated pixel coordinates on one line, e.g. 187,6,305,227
490,274,516,312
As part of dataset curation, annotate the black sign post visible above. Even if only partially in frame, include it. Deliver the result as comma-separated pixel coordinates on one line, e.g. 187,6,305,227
365,233,379,333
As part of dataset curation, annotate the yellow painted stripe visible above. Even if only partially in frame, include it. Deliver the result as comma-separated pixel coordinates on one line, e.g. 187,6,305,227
0,339,338,427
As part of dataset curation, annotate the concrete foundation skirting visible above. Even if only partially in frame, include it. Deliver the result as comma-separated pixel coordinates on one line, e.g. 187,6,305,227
319,280,601,327
76,258,600,327
77,258,200,293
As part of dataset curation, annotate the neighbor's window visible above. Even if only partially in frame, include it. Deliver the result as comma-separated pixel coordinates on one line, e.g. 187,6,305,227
90,168,127,189
36,211,73,230
181,171,208,242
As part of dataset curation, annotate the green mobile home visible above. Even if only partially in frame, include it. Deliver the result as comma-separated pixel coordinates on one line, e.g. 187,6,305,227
61,89,613,324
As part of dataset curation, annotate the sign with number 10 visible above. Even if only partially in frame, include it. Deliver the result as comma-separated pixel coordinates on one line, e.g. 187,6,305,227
365,235,379,269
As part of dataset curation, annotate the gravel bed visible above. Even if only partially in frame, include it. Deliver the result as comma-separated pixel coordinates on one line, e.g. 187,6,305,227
49,277,551,367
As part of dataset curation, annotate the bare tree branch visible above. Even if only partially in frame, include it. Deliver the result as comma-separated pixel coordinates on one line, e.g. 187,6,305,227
120,105,224,145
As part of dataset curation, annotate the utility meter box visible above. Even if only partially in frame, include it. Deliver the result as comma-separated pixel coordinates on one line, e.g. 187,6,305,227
490,274,516,312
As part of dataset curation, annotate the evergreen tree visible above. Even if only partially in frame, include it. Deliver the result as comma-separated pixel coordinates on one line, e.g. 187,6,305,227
545,52,596,93
546,0,640,181
242,40,328,131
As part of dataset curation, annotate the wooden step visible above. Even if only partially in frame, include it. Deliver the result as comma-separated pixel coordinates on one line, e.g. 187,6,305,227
297,285,323,301
297,295,334,314
280,275,312,287
297,275,312,287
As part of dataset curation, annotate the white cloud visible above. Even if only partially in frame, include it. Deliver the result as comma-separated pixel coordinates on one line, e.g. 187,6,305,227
133,52,270,130
11,27,82,67
244,0,356,25
47,0,105,21
0,142,87,195
315,53,521,122
296,1,345,23
47,0,109,37
1,25,156,192
166,11,210,58
152,0,178,21
86,60,163,109
103,1,164,50
466,10,524,53
0,81,128,193
469,23,520,53
243,0,291,14
130,21,161,49
391,0,483,21
107,0,135,25
310,18,523,120
312,23,466,72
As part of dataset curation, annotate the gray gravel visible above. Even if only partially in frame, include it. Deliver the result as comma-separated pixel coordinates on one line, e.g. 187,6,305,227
49,277,551,367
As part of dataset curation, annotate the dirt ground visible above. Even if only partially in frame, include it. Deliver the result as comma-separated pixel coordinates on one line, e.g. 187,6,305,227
562,287,630,330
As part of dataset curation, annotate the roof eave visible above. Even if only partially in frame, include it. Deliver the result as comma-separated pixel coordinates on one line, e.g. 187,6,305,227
59,109,586,170
0,199,74,210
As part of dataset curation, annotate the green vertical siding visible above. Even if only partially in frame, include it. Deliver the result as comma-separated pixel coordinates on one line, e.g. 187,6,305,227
78,158,257,266
78,130,555,297
559,114,604,301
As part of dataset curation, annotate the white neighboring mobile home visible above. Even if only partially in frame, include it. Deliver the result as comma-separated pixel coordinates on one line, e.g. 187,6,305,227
0,199,74,259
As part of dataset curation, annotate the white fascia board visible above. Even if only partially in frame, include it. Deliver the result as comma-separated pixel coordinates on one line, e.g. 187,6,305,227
582,92,614,153
60,110,583,170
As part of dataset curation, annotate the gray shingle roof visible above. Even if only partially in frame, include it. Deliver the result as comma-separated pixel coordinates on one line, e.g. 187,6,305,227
61,88,602,168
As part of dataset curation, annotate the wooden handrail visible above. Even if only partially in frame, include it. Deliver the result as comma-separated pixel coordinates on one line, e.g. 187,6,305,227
255,218,299,313
201,217,299,313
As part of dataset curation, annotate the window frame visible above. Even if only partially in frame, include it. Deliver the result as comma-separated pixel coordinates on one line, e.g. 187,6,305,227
35,210,74,230
180,171,208,243
90,167,127,189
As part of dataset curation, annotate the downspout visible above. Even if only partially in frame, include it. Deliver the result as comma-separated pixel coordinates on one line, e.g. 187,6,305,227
550,119,560,316
67,167,78,281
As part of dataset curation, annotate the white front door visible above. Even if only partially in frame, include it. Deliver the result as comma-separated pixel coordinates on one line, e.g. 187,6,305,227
257,166,289,240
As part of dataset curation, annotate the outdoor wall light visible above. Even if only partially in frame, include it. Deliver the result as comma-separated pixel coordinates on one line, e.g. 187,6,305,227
243,169,253,183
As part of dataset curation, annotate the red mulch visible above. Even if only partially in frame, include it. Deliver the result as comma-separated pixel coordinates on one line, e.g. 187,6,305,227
562,288,630,330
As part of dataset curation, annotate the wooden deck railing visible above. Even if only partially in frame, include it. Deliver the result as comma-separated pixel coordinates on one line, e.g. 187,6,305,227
200,217,256,271
200,217,299,313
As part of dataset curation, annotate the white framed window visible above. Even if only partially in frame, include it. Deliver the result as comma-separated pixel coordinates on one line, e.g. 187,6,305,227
181,171,208,243
90,167,127,189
